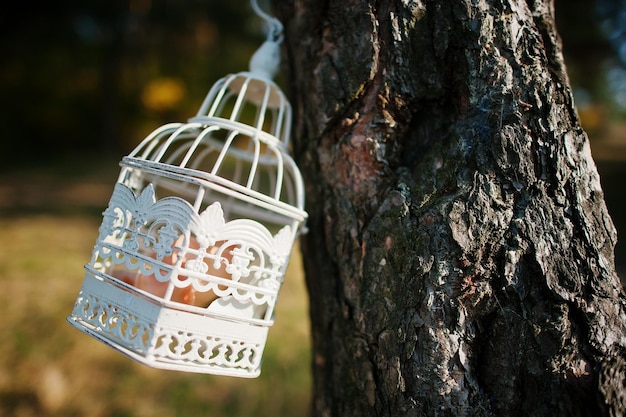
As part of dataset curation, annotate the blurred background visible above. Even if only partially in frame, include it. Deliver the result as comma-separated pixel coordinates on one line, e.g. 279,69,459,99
0,0,624,416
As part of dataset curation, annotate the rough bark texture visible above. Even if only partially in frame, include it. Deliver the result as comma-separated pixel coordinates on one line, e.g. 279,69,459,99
275,1,626,416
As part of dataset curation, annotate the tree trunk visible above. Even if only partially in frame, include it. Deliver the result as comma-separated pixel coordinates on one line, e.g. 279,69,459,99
275,1,626,416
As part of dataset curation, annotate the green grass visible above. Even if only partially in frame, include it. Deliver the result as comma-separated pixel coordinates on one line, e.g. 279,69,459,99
0,211,311,417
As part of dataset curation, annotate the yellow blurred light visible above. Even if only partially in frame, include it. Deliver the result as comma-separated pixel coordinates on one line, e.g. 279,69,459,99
141,78,186,112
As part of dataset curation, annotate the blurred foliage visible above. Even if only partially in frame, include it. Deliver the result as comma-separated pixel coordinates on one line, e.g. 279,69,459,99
0,0,263,170
555,0,626,132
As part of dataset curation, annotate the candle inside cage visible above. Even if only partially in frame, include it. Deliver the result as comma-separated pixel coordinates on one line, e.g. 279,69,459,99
120,235,235,308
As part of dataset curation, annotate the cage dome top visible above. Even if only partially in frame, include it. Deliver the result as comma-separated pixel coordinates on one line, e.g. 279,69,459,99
120,23,305,225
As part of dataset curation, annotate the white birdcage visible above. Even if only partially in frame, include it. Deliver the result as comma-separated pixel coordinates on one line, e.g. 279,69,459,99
67,2,306,378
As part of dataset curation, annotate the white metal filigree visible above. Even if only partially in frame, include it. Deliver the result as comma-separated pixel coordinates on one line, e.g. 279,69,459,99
68,0,306,377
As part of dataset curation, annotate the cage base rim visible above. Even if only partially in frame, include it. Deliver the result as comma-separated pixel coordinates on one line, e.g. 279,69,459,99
66,316,262,378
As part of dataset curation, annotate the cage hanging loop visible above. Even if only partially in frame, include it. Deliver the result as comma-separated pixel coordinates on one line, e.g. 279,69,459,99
250,0,283,43
248,0,283,79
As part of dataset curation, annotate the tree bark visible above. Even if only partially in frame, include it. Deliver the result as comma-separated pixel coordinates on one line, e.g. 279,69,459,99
275,1,626,416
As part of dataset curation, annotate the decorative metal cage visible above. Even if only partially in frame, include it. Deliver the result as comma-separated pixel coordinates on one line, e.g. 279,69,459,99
67,4,306,378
